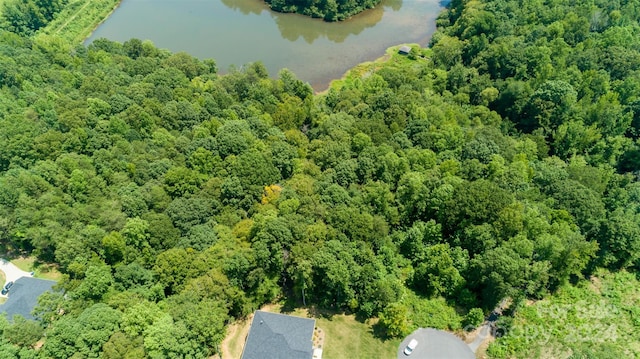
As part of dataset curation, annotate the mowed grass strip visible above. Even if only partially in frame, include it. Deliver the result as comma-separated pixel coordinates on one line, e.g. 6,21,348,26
37,0,121,44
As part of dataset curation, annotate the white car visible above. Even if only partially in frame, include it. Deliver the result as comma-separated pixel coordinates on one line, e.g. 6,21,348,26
404,339,418,355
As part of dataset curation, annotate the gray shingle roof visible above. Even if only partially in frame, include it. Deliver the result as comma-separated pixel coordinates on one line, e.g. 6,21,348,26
241,310,315,359
0,277,56,321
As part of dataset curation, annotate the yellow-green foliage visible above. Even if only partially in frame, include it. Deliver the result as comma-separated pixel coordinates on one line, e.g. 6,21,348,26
488,270,640,358
36,0,121,44
326,44,429,92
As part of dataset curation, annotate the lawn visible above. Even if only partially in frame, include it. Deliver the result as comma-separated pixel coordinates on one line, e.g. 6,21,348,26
12,256,62,281
220,304,401,359
313,313,400,359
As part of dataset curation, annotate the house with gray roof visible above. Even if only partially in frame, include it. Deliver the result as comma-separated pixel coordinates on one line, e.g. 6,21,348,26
0,277,56,321
241,310,316,359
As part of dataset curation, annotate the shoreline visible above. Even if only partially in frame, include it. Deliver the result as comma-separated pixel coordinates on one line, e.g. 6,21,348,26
81,0,125,43
44,0,438,95
266,0,383,22
36,0,124,45
314,43,421,95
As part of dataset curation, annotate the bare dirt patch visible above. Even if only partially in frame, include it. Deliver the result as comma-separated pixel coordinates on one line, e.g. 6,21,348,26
218,314,253,359
589,275,602,294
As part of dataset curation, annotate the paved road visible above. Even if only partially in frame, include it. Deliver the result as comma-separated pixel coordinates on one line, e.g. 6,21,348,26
468,323,493,353
467,299,509,354
0,259,32,298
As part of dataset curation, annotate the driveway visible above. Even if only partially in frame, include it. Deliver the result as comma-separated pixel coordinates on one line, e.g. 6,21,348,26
468,323,493,353
397,328,475,359
0,259,32,298
466,299,509,355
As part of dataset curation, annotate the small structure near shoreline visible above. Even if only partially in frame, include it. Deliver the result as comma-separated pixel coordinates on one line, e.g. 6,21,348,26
398,45,411,55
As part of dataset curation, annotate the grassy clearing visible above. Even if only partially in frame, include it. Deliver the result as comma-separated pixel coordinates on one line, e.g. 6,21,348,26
36,0,121,44
12,256,62,281
321,43,430,94
313,313,400,359
487,270,640,358
221,304,400,359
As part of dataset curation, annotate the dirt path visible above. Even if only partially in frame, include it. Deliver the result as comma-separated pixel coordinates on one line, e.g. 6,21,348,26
54,0,93,35
218,313,253,359
466,299,510,357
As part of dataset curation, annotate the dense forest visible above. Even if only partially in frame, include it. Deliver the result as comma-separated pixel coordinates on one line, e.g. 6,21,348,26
0,0,639,357
265,0,380,21
0,0,67,36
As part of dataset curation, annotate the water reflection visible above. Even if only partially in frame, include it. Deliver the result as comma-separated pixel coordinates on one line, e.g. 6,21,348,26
387,0,402,11
219,0,267,15
220,0,403,44
86,0,443,91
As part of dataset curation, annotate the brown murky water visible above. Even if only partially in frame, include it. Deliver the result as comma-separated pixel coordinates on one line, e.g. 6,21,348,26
87,0,444,90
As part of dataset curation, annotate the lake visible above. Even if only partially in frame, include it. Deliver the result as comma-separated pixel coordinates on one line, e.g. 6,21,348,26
86,0,445,90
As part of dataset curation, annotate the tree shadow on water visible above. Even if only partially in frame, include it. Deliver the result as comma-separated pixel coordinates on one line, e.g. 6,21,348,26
219,0,409,45
272,8,385,45
219,0,267,16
